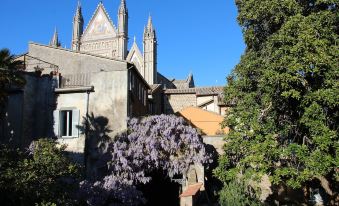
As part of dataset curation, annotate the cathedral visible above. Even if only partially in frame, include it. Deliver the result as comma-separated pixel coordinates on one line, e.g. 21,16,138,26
0,0,226,153
70,0,157,85
0,1,227,204
2,0,227,148
1,0,227,152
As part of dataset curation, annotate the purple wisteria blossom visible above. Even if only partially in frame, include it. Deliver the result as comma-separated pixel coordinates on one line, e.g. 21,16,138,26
80,115,209,205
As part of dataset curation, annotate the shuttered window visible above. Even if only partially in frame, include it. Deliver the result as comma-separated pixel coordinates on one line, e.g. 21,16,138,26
53,109,80,138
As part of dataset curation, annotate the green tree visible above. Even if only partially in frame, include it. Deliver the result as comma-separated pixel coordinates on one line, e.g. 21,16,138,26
0,48,26,104
0,139,81,206
215,0,338,204
219,180,262,206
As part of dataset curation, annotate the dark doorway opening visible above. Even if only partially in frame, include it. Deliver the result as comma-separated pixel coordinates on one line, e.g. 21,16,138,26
139,171,181,206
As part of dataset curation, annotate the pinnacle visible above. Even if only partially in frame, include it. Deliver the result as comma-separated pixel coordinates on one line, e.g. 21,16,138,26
147,14,153,30
119,0,127,12
50,27,59,47
74,0,83,20
148,14,152,26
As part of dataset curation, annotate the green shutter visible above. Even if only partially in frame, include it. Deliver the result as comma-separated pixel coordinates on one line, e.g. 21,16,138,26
72,109,80,137
53,110,60,137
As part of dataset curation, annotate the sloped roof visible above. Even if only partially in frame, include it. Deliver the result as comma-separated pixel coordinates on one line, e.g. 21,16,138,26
179,183,203,197
164,86,224,96
164,88,196,94
177,106,229,136
149,84,162,94
172,73,194,89
197,98,214,107
157,72,176,89
195,86,224,96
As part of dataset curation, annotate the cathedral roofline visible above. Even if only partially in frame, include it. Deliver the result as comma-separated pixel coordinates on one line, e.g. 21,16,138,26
28,42,150,89
29,42,129,63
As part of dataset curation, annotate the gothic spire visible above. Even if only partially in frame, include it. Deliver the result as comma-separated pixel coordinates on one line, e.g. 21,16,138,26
72,0,83,51
50,27,60,47
119,0,127,13
118,0,128,60
143,14,157,85
144,14,156,39
147,14,153,31
74,0,83,21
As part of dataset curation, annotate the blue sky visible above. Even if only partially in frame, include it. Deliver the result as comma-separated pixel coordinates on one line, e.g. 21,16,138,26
0,0,245,86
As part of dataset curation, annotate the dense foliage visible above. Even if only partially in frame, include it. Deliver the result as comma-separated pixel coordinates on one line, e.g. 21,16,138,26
0,139,81,206
219,180,262,206
216,0,338,204
80,115,209,206
0,48,25,105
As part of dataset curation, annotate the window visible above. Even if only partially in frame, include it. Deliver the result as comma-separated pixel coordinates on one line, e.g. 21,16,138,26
53,109,80,138
60,110,72,137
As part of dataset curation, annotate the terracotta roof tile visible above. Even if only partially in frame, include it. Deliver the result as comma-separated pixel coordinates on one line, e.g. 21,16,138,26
164,88,196,94
164,86,224,96
179,183,203,197
195,86,224,96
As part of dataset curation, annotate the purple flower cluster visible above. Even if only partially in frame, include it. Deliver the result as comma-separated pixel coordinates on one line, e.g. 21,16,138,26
109,115,209,183
80,115,209,205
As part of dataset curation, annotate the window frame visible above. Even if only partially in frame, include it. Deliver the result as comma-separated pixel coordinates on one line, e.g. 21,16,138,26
54,107,80,139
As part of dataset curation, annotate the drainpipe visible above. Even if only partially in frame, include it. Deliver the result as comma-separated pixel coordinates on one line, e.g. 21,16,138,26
84,90,90,173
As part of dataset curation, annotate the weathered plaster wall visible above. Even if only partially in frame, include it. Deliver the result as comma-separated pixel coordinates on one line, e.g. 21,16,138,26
0,73,56,148
21,74,55,146
28,43,129,134
0,91,23,146
56,93,87,155
28,43,129,158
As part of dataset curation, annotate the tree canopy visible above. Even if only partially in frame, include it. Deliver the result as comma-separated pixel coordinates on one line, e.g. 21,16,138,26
0,139,81,206
0,48,25,104
216,0,338,204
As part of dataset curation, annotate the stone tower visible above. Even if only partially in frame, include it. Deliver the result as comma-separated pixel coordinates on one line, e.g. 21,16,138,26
117,0,128,60
143,15,157,85
72,1,84,51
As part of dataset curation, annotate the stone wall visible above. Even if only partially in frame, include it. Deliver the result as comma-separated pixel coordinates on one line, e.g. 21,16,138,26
0,73,56,148
164,93,196,114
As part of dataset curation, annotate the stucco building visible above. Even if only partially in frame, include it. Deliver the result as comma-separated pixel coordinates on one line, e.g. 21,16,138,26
1,1,227,205
15,0,226,148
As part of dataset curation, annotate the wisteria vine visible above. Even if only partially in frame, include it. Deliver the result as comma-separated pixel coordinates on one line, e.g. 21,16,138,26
80,114,210,206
